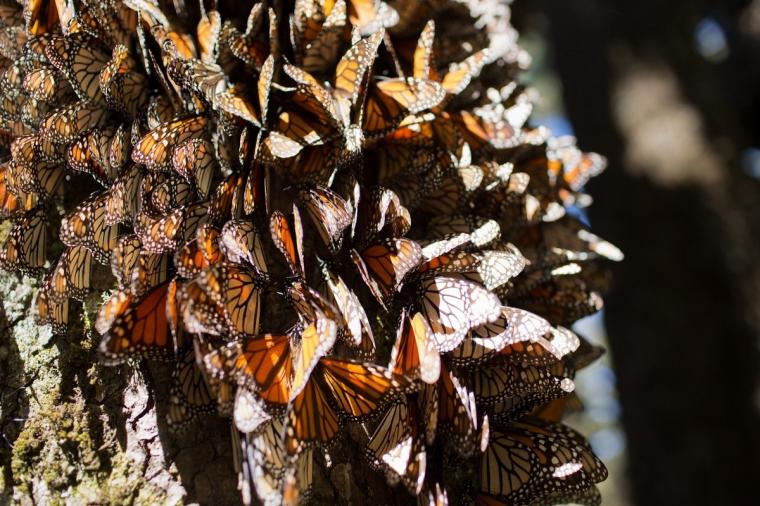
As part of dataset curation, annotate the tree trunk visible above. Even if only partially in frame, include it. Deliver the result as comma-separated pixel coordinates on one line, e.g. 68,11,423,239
521,1,760,504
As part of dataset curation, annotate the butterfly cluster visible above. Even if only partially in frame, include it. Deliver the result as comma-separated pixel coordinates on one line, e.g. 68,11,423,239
0,0,621,504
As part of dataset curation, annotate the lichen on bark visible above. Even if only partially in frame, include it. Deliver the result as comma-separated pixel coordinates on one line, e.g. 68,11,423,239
1,270,238,505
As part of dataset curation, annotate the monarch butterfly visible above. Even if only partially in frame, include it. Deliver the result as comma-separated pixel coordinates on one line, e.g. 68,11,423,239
35,278,69,334
285,30,383,136
298,186,352,252
362,78,445,138
132,116,207,171
131,249,171,298
412,274,502,353
352,237,422,302
67,126,116,184
447,307,552,367
298,0,348,75
166,347,216,432
171,138,216,199
207,173,244,225
324,269,374,357
365,399,427,494
39,100,109,144
174,238,212,279
226,3,274,69
44,245,92,302
388,309,440,384
220,219,268,276
431,366,484,457
196,8,221,65
270,207,305,278
237,419,314,506
110,234,141,289
453,100,532,152
0,164,36,218
59,191,118,264
285,356,411,454
213,333,293,406
480,421,607,504
24,0,70,36
426,215,500,248
475,250,527,291
198,263,264,338
45,32,110,102
134,201,208,254
0,206,46,274
353,187,412,245
105,163,143,225
342,0,398,35
177,279,228,336
99,44,149,117
23,67,69,102
418,232,471,262
166,57,227,110
147,174,196,215
217,54,274,128
468,361,569,421
547,137,607,192
97,282,176,364
509,275,604,327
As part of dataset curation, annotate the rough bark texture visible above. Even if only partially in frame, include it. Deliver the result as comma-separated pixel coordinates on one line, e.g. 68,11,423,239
0,267,240,505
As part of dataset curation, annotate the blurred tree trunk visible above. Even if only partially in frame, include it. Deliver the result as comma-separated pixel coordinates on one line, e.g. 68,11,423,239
520,0,760,504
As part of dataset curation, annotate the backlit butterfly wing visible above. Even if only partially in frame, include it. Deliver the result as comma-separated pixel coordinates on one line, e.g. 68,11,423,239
270,208,305,278
389,310,440,384
198,263,263,338
415,275,501,352
363,78,445,138
366,399,427,494
218,333,292,406
412,20,436,80
355,237,422,300
333,29,384,117
319,357,411,420
97,282,175,364
285,357,409,454
448,307,552,367
220,219,268,275
440,49,489,96
289,318,338,401
324,270,375,357
480,421,607,504
24,0,67,35
298,186,352,252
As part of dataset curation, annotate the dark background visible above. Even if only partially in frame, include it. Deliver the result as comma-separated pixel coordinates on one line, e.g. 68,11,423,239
512,1,760,505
